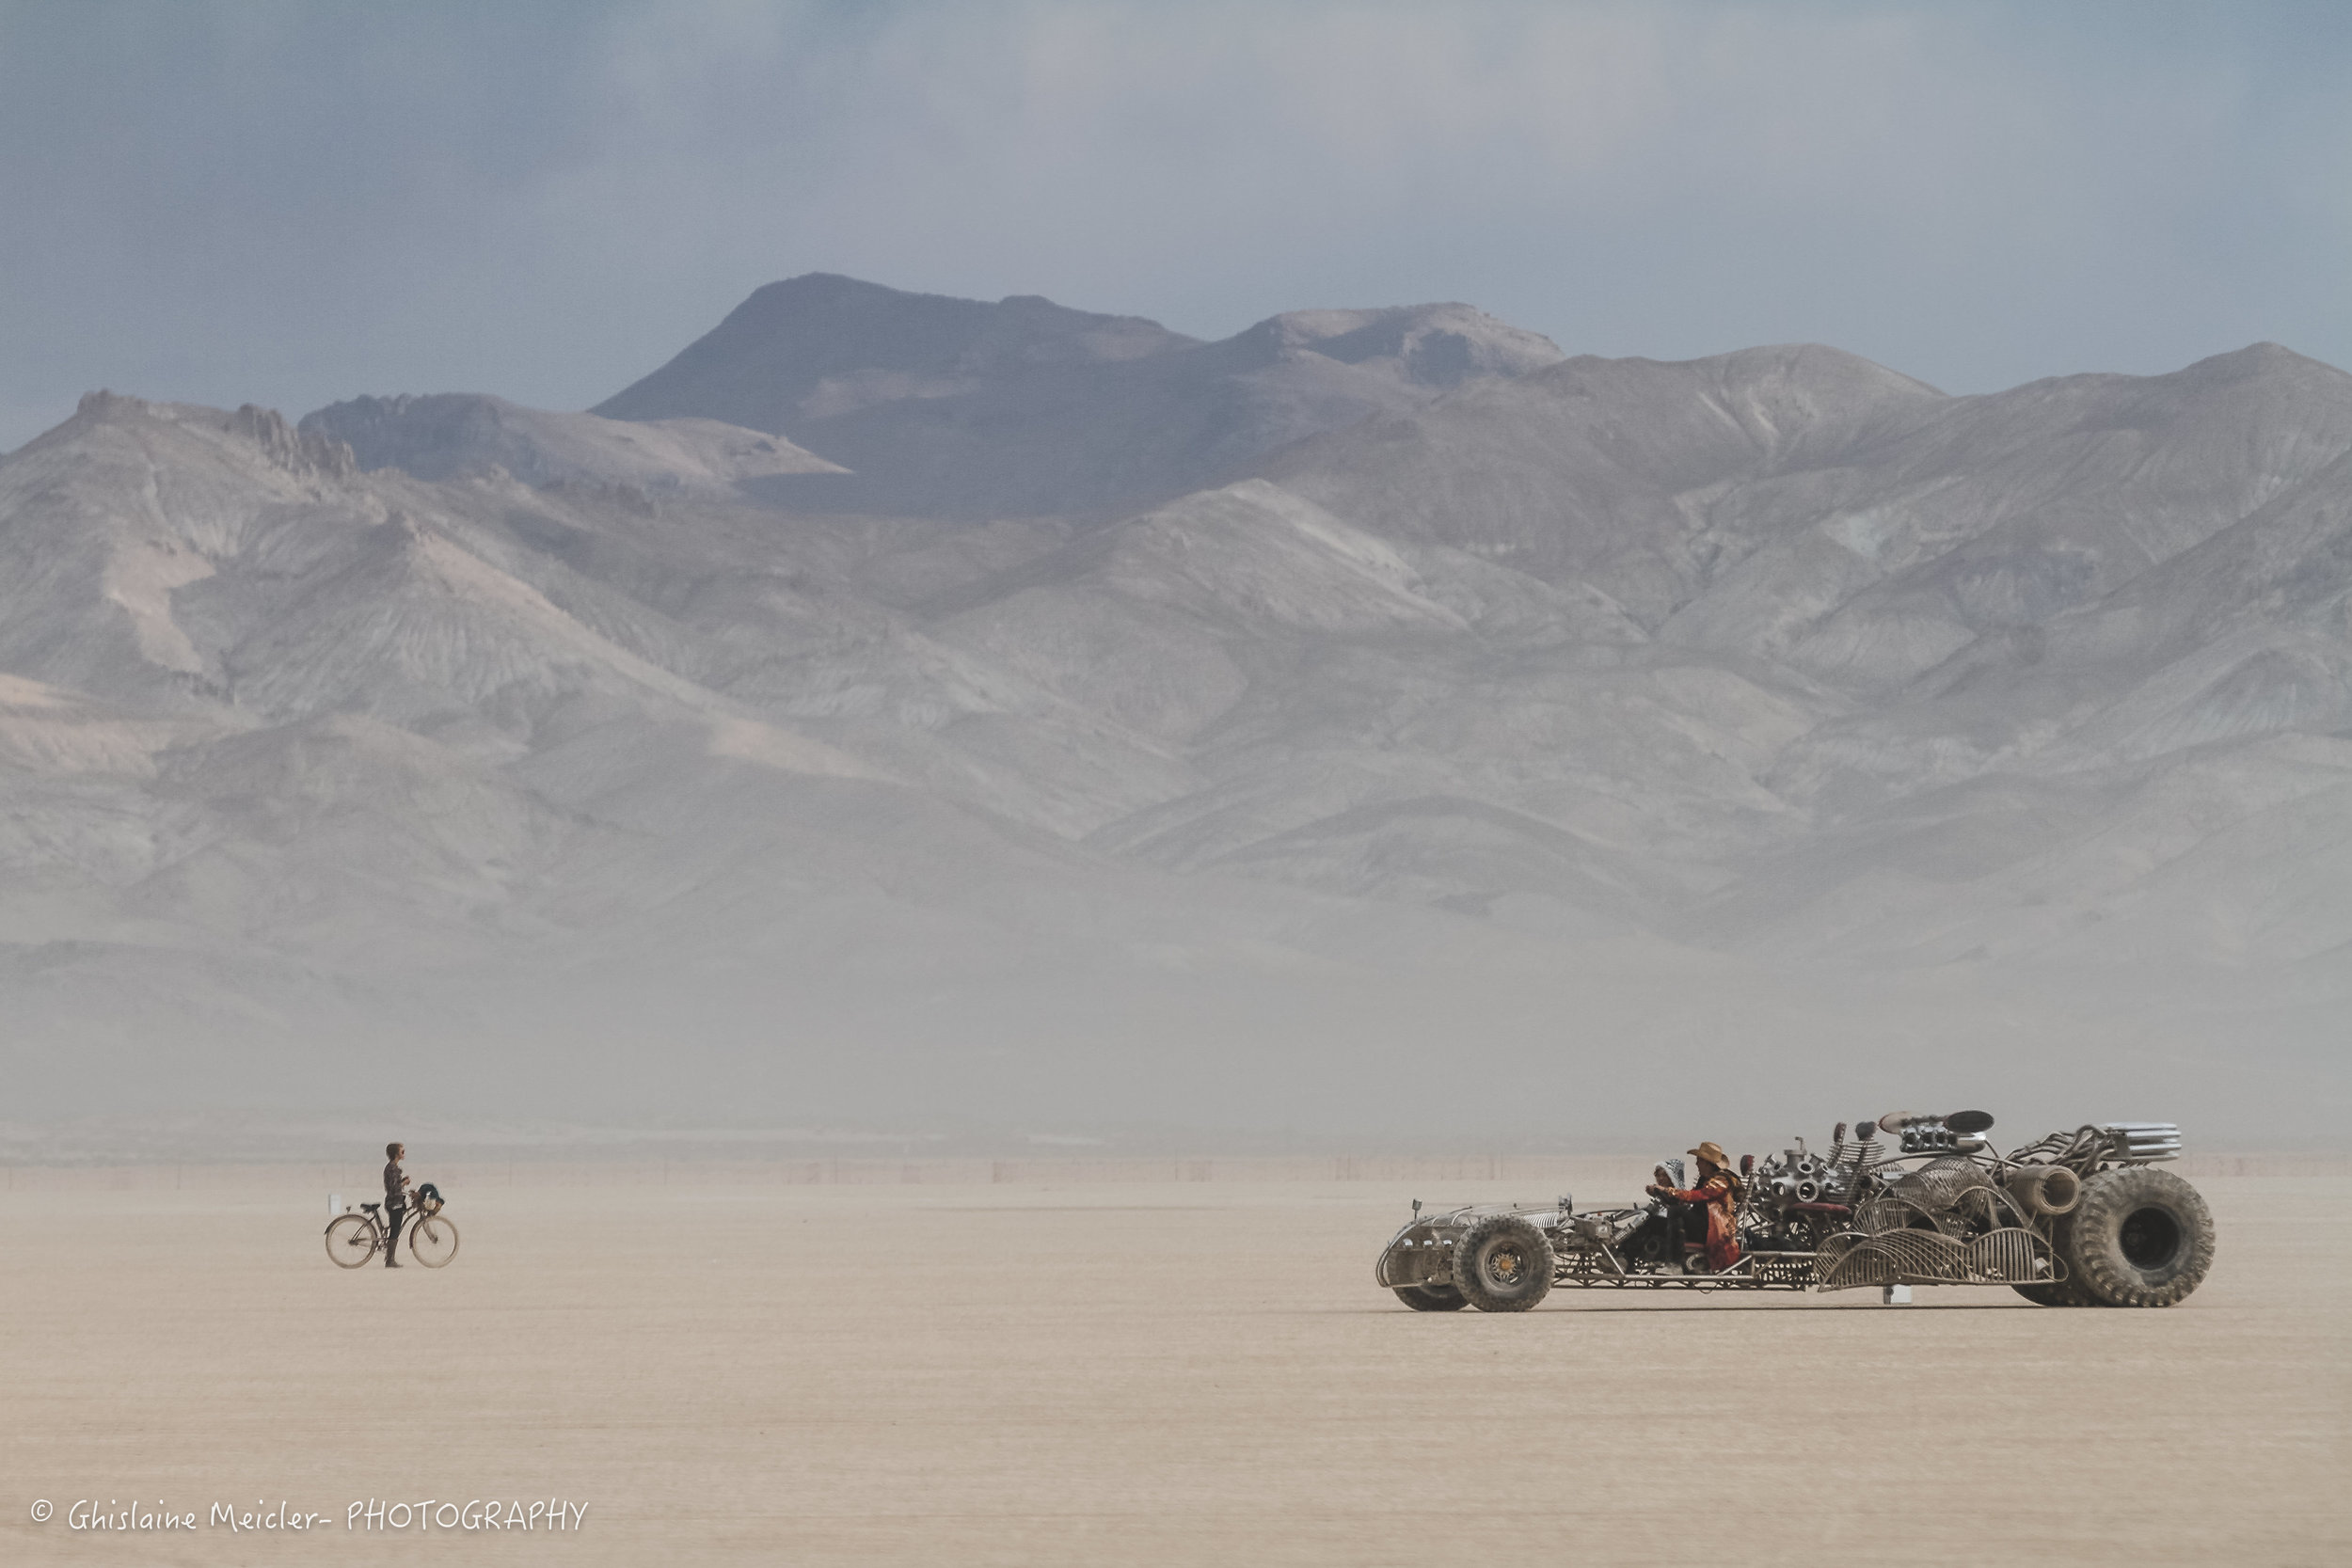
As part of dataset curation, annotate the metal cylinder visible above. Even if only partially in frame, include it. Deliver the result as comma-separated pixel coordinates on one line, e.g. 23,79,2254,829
2007,1164,2082,1216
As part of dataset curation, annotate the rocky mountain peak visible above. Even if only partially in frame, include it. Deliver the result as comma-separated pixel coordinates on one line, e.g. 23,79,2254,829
593,273,1198,435
60,390,356,483
1244,303,1565,386
584,275,1581,518
229,403,358,482
74,388,147,422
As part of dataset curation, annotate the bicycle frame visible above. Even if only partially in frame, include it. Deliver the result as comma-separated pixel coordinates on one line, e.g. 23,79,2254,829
326,1193,453,1268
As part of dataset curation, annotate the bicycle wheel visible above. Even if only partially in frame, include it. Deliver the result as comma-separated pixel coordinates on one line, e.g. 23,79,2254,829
406,1212,459,1268
325,1213,379,1269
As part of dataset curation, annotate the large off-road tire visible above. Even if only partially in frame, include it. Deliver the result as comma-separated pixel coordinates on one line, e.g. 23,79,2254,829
2065,1166,2214,1307
1393,1284,1468,1312
1451,1215,1553,1312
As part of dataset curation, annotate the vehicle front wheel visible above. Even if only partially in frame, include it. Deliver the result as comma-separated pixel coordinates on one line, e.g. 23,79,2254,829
1393,1284,1468,1312
1451,1215,1553,1312
2067,1167,2214,1307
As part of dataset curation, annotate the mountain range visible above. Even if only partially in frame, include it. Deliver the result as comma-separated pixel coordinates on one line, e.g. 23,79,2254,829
4,274,2346,1142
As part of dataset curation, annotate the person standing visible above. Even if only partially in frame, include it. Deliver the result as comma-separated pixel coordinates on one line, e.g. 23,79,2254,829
382,1142,411,1269
1647,1140,1744,1274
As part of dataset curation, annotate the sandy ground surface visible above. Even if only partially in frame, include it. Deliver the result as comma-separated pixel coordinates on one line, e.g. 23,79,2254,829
2,1171,2345,1566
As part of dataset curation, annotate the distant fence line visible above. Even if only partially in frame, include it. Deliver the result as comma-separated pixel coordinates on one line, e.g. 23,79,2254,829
0,1151,2333,1192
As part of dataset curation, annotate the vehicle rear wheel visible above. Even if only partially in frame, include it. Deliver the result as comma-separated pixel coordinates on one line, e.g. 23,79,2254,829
405,1213,460,1268
325,1214,378,1269
1451,1215,1553,1312
2067,1167,2214,1307
1393,1284,1468,1312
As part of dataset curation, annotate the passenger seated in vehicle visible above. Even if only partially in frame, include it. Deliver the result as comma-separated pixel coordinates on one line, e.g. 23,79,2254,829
1647,1141,1744,1273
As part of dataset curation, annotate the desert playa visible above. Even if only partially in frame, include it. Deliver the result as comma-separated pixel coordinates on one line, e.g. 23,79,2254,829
3,1161,2344,1567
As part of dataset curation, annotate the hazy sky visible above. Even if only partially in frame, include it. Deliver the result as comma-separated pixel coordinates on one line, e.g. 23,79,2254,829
3,1,2347,451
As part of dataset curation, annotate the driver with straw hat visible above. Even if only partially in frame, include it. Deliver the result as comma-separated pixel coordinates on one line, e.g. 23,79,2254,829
1647,1140,1745,1274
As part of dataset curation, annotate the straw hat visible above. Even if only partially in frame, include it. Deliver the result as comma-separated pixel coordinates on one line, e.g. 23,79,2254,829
1689,1141,1730,1169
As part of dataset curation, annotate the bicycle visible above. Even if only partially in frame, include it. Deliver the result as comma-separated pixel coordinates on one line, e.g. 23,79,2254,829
325,1188,459,1269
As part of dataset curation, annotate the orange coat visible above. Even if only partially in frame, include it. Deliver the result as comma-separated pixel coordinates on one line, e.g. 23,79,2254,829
1662,1169,1741,1272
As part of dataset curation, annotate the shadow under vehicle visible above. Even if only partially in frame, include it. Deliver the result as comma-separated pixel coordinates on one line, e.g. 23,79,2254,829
1375,1113,2212,1312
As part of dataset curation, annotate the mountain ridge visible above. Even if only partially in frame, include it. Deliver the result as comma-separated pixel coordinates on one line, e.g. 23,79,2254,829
590,274,1568,517
2,277,2346,1133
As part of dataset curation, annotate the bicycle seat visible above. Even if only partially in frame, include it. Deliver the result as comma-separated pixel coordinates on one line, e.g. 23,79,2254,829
359,1202,381,1212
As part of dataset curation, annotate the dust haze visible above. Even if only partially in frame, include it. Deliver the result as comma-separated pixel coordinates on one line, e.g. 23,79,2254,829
3,273,2346,1152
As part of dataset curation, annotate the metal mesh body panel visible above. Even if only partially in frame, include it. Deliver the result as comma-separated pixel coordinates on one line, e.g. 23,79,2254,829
1961,1227,2050,1284
1818,1229,1968,1289
1818,1226,2053,1290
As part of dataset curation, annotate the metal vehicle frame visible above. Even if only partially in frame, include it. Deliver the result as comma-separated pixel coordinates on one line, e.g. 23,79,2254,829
1375,1112,2208,1310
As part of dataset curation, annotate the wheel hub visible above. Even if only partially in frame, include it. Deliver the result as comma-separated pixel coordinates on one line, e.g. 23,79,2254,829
2119,1205,2182,1270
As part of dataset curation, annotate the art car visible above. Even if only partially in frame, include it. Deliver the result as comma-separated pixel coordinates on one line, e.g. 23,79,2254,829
1375,1113,2211,1311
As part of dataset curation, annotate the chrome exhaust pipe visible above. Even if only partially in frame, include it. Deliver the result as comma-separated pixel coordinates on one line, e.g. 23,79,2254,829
2106,1122,2183,1161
